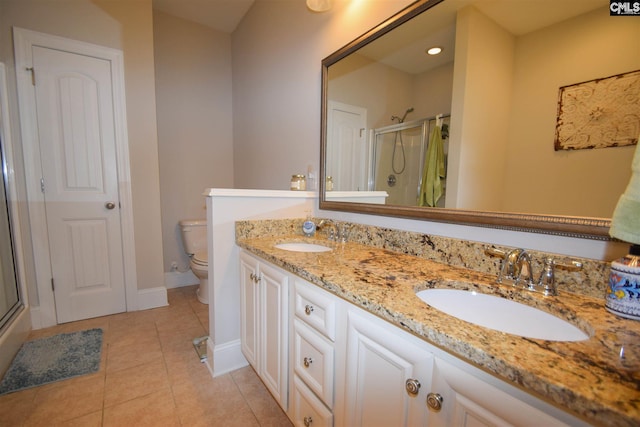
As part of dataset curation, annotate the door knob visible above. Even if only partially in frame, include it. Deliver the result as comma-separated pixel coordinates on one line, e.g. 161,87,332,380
105,202,116,210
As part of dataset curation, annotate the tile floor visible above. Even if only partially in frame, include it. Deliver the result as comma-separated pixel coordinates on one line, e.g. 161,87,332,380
0,285,293,426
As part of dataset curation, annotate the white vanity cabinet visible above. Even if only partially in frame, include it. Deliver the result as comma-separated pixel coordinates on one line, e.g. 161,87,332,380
239,251,289,410
238,251,590,427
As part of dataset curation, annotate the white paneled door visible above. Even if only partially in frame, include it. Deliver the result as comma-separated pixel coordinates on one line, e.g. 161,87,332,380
31,46,126,323
326,101,367,191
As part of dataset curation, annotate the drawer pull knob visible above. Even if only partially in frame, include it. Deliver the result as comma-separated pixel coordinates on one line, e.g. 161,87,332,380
405,378,421,395
303,416,313,426
427,392,443,411
304,304,314,315
303,357,313,368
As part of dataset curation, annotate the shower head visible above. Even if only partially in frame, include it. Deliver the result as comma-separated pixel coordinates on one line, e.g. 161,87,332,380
391,107,414,123
400,107,414,123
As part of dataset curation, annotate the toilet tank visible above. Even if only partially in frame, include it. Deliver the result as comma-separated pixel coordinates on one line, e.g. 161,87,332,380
179,219,207,255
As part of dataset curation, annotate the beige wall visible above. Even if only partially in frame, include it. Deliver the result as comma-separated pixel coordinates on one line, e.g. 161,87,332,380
231,0,414,190
0,0,165,295
153,11,234,272
502,8,638,217
448,5,514,211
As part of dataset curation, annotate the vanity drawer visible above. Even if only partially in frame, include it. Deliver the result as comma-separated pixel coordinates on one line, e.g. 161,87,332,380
292,375,333,427
293,318,334,408
294,278,336,341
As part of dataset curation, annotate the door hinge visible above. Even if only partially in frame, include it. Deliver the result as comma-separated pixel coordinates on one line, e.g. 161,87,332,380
26,67,36,86
51,278,55,291
40,177,45,193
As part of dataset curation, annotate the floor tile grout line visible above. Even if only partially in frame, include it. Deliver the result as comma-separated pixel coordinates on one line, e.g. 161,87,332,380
1,286,292,426
230,367,264,427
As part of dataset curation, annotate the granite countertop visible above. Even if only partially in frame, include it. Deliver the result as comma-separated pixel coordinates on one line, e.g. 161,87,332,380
237,235,640,427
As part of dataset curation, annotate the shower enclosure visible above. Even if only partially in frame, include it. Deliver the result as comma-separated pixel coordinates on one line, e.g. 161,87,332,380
369,115,450,206
0,133,21,332
0,63,25,344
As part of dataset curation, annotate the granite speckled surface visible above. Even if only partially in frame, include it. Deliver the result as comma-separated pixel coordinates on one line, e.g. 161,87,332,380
236,219,640,427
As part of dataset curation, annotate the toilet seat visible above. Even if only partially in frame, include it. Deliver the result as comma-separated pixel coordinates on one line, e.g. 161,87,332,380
192,251,208,266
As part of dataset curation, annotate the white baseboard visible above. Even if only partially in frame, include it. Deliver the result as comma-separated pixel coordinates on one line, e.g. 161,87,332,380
164,270,198,289
137,286,168,310
0,307,31,376
29,305,42,330
203,338,248,378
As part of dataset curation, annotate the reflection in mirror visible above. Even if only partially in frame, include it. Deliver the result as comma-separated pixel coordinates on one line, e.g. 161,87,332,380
321,0,639,238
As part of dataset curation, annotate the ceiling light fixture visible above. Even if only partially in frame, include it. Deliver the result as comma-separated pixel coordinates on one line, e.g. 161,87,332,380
426,47,443,55
306,0,332,12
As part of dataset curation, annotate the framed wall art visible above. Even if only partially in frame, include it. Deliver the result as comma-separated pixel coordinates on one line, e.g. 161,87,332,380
555,69,640,151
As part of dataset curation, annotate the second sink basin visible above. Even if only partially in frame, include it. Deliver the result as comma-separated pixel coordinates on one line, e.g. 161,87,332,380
416,289,589,342
274,242,332,253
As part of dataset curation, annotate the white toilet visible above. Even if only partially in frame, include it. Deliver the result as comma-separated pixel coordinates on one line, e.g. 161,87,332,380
179,219,209,304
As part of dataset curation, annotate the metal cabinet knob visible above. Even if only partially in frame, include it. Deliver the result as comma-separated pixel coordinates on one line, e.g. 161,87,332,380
249,273,259,283
304,304,314,315
426,392,443,411
303,357,313,368
303,416,313,427
105,202,116,210
405,378,421,396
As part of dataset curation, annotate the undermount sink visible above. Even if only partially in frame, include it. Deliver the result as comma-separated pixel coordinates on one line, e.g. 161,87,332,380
274,242,332,253
416,289,589,342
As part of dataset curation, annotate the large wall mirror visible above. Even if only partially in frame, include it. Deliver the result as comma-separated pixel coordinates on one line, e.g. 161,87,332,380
319,0,639,239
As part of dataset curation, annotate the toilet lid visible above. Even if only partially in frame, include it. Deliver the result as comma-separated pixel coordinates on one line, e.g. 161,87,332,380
192,252,208,266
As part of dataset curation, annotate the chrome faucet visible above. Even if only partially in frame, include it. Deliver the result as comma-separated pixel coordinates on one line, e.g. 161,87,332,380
514,250,536,290
318,220,351,242
318,220,339,241
485,247,583,296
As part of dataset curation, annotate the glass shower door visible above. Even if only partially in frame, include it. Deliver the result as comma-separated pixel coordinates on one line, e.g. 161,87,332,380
0,134,21,331
370,121,427,206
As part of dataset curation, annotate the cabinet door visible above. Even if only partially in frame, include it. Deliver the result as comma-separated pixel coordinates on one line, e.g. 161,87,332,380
260,261,289,409
343,309,433,427
430,358,572,427
239,251,259,369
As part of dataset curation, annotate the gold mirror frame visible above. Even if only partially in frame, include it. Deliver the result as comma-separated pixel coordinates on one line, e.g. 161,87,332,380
319,0,611,240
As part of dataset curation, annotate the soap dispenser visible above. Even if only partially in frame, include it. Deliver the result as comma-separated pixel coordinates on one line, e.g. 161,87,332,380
302,213,316,237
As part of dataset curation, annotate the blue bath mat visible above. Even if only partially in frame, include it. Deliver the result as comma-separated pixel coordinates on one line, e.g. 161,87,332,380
0,328,103,395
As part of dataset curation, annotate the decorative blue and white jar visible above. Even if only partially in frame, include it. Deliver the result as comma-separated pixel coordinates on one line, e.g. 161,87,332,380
606,257,640,321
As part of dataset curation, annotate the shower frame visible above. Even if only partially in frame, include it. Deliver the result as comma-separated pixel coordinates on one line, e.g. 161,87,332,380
368,115,449,205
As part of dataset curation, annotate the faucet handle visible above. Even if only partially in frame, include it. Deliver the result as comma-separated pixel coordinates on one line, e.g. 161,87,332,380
555,259,583,272
537,257,582,296
485,247,523,284
485,247,506,258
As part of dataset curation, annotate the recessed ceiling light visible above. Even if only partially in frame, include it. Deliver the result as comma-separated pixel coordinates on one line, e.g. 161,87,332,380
306,0,332,12
426,47,442,56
